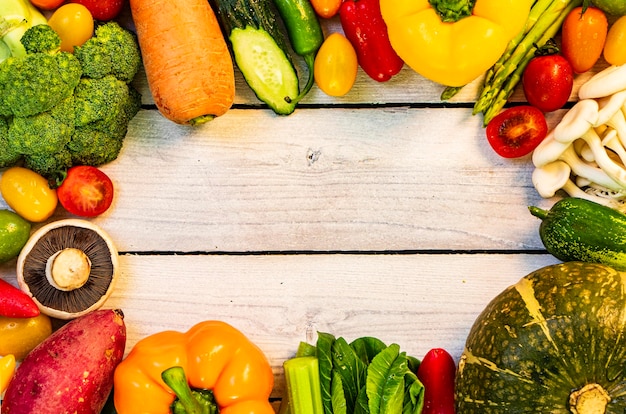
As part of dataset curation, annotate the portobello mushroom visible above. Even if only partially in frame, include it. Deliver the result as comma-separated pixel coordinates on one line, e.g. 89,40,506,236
16,219,119,319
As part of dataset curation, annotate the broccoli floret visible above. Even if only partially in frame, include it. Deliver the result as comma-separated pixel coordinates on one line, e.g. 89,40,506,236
74,22,142,83
23,148,72,182
0,25,81,117
19,24,60,54
0,116,22,167
68,77,141,166
7,95,74,155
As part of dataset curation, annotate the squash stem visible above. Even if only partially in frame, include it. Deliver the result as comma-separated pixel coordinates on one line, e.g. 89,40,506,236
528,205,549,220
569,383,610,413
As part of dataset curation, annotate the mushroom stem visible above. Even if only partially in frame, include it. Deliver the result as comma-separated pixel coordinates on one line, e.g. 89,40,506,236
45,248,91,291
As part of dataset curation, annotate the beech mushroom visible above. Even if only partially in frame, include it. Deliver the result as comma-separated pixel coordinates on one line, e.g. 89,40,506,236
578,64,626,100
17,219,119,319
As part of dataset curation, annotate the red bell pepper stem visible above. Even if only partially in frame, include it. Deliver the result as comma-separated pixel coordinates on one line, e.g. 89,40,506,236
0,279,40,318
416,348,457,414
339,0,404,82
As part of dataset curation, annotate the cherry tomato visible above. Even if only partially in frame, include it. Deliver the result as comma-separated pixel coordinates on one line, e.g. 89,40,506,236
416,348,456,414
48,3,94,53
561,6,608,73
310,0,342,18
314,32,358,97
0,167,58,223
29,0,65,10
604,15,626,66
486,106,548,159
69,0,125,21
57,166,114,217
522,53,573,113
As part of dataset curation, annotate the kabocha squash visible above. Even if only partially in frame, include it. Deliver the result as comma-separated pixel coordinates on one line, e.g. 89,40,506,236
455,261,626,413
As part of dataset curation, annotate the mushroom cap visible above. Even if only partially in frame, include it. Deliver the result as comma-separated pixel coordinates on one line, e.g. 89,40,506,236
16,219,119,320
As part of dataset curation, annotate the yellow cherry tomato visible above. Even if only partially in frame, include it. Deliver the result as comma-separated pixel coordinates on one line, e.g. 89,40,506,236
0,314,52,361
48,3,95,53
604,15,626,66
0,167,58,223
314,32,358,97
0,354,16,395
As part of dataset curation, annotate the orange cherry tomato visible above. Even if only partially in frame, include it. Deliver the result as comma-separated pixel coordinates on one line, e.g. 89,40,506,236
29,0,65,10
604,15,626,66
561,6,608,74
48,3,94,53
314,33,358,97
310,0,342,18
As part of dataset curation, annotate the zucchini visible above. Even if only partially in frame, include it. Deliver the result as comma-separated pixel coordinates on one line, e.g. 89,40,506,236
210,0,300,115
529,197,626,270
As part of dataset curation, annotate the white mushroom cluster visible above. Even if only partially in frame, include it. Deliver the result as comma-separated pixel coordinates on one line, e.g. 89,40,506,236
532,65,626,211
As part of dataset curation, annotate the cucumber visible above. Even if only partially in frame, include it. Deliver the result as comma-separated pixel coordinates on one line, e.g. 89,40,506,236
210,0,299,115
529,197,626,270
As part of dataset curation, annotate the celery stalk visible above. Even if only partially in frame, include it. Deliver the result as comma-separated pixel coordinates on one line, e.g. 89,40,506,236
283,356,324,414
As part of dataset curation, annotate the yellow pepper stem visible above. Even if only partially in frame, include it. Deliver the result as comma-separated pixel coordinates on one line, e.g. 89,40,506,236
429,0,476,22
161,366,214,414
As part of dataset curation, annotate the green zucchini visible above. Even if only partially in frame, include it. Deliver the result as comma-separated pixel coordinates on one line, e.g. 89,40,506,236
529,197,626,270
210,0,299,115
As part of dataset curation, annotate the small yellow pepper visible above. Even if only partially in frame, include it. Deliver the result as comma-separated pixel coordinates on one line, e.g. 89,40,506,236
0,354,16,396
380,0,533,87
113,320,275,414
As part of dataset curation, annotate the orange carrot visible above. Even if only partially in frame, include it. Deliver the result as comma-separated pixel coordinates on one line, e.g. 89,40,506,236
130,0,235,125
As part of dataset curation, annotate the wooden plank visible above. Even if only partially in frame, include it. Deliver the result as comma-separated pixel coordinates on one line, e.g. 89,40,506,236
0,252,562,398
1,106,562,253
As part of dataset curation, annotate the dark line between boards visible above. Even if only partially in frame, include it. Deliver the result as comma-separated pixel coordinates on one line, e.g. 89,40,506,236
120,249,549,256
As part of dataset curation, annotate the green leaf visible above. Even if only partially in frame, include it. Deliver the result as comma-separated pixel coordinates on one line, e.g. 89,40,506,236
355,385,370,414
297,341,318,358
316,332,336,414
350,337,388,365
402,371,425,414
366,344,406,414
332,337,368,413
331,370,348,414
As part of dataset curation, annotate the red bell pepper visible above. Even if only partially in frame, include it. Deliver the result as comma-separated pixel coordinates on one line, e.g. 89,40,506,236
0,279,40,318
339,0,404,82
417,348,457,414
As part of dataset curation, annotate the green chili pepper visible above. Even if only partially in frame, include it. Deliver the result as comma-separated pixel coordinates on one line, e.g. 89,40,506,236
273,0,324,102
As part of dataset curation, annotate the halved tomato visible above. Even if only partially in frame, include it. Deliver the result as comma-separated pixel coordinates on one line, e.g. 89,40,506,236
57,166,114,217
485,106,548,159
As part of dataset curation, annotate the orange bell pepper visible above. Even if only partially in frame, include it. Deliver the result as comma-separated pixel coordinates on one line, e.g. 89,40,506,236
113,320,275,414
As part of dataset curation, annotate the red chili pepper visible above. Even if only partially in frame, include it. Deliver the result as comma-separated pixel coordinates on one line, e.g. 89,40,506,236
339,0,403,82
416,348,457,414
0,279,40,318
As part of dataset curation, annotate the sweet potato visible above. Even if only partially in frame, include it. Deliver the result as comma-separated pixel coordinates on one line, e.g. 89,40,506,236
1,309,126,414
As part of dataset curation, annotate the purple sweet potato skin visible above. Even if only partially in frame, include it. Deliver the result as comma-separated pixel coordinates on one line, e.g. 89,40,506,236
1,309,126,414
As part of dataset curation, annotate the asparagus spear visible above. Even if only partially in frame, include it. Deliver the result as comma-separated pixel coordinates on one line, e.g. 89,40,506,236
474,0,582,122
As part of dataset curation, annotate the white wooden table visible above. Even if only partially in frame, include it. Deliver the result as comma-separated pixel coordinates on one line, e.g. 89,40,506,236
1,11,605,406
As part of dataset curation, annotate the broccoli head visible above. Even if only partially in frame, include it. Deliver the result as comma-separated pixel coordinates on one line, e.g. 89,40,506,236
74,21,142,83
69,76,141,166
0,25,81,117
19,24,60,54
7,95,74,156
0,116,22,167
23,148,73,183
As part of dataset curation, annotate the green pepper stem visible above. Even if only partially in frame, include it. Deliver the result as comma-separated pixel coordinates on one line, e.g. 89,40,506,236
161,366,204,414
428,0,476,22
528,206,549,220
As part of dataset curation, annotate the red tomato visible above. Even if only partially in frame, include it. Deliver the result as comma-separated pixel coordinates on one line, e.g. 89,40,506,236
30,0,65,10
416,348,456,414
486,106,548,159
57,166,114,217
69,0,125,21
522,53,573,113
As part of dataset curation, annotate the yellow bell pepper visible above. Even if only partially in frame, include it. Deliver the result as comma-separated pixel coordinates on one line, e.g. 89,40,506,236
113,320,275,414
380,0,533,87
0,354,16,396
